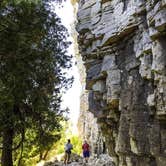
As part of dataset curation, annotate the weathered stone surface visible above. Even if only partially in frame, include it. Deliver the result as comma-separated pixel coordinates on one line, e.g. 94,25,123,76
44,154,114,166
77,0,166,166
77,92,107,157
70,1,106,158
88,154,114,166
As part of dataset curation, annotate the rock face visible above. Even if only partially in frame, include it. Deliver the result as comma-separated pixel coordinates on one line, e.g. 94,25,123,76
71,0,106,157
76,33,106,156
77,0,166,166
78,92,106,156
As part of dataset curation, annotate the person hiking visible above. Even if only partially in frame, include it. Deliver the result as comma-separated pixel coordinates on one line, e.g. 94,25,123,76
64,139,73,165
82,140,90,163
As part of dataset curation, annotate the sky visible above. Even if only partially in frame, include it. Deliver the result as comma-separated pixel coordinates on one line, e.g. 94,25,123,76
53,1,81,134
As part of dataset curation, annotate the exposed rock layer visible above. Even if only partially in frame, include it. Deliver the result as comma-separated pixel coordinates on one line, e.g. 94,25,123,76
78,92,106,156
77,0,166,166
71,0,106,156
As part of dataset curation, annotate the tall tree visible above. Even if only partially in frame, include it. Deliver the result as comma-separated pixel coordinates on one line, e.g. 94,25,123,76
0,0,72,165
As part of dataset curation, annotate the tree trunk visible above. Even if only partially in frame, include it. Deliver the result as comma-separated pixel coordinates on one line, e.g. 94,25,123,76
43,149,49,160
39,152,43,161
1,127,14,166
17,142,23,166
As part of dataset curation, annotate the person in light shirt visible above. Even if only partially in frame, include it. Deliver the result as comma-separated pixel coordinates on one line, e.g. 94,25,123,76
64,139,73,165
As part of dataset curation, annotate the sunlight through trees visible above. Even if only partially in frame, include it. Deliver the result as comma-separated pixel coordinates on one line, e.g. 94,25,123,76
0,0,73,165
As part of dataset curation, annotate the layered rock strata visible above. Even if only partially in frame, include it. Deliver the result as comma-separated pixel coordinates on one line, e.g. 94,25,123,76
70,0,106,156
78,92,106,156
77,0,166,166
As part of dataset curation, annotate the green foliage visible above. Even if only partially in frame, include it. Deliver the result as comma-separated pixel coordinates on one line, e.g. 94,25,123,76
55,121,82,156
0,0,72,165
55,135,82,156
33,122,82,164
70,135,82,155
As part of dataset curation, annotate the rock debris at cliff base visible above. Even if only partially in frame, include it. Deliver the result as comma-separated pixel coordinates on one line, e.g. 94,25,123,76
44,154,114,166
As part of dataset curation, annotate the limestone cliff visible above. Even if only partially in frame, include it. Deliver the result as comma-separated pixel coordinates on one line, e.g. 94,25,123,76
70,0,106,156
78,91,106,156
76,0,166,166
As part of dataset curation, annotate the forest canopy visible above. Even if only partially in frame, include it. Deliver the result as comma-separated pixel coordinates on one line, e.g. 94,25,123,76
0,0,72,165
